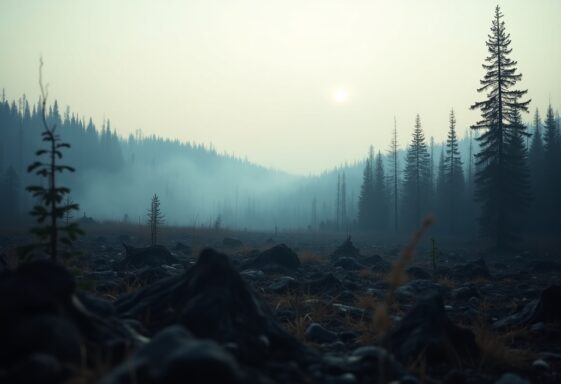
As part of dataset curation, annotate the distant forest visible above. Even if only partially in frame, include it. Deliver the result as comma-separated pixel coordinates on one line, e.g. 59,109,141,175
1,7,560,243
1,91,557,240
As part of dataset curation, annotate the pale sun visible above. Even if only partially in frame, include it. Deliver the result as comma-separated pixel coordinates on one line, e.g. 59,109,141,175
333,88,349,103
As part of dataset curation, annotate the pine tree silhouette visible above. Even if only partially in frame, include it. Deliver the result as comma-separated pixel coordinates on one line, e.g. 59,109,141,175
402,114,431,229
470,6,530,249
147,193,165,245
26,59,82,261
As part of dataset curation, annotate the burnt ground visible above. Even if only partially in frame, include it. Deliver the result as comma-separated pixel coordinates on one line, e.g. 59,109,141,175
1,223,560,383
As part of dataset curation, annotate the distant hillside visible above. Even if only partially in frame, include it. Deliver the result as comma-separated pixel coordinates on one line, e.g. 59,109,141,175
0,95,483,231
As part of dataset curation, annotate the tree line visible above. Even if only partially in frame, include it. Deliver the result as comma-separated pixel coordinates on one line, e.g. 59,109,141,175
355,6,560,249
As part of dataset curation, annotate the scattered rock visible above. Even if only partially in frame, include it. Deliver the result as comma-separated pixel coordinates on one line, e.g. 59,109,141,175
532,358,550,371
240,269,265,280
243,244,301,270
120,244,178,268
267,276,300,293
116,248,314,365
343,345,407,383
452,284,481,300
101,325,244,384
330,236,360,259
304,273,343,295
332,303,369,319
77,292,116,317
530,322,545,333
388,293,479,365
494,285,561,329
395,279,447,301
334,257,364,271
174,242,192,254
360,254,390,271
450,258,491,280
406,266,432,280
0,260,141,379
305,323,338,344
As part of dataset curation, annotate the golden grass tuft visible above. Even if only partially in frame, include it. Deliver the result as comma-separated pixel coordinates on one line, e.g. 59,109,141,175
343,217,434,347
473,318,534,371
354,293,380,311
298,250,325,265
286,315,313,341
272,290,336,342
374,216,434,338
437,275,457,289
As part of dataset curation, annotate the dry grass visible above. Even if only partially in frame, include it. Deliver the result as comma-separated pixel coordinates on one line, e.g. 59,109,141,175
470,301,534,372
346,314,383,345
298,250,325,265
354,293,380,311
472,318,534,371
347,294,386,345
125,278,145,294
438,275,457,289
338,218,434,347
286,315,313,341
274,291,333,319
272,290,336,342
373,216,434,339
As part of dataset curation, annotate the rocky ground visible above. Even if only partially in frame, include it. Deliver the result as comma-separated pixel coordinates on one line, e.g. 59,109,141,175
1,225,560,383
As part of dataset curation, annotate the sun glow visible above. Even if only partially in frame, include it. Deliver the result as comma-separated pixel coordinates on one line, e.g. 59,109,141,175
333,88,349,103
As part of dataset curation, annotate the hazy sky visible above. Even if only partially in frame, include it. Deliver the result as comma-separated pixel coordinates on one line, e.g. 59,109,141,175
1,0,560,175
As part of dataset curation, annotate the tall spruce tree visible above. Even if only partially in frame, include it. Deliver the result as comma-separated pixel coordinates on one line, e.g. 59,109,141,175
543,104,561,231
435,148,446,227
444,109,465,234
402,114,431,228
528,108,545,231
470,6,531,249
336,173,341,229
341,172,347,230
388,118,400,232
502,111,532,236
358,148,375,230
372,151,388,230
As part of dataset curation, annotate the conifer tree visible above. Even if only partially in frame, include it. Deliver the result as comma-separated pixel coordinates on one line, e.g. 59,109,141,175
443,109,465,233
528,109,544,231
435,149,446,226
341,172,347,230
147,193,165,245
543,104,561,231
402,114,431,228
372,151,388,230
543,104,559,157
502,111,532,236
336,173,341,229
470,6,531,249
388,118,400,232
358,149,375,230
27,59,82,261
